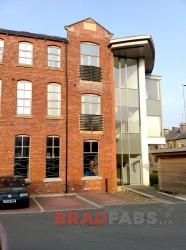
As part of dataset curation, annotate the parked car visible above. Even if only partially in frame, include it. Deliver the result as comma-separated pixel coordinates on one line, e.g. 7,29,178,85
0,176,30,208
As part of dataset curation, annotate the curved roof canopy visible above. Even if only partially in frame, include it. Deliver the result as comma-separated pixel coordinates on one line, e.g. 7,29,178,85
109,35,155,74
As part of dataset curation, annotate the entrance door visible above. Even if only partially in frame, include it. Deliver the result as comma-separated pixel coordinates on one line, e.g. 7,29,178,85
130,159,141,185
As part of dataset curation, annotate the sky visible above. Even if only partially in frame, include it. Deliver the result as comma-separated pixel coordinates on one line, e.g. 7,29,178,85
1,0,186,128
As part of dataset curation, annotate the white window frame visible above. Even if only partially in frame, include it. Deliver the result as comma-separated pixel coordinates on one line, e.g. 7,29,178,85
81,94,101,115
80,42,99,67
48,46,61,68
47,83,61,117
17,80,32,115
0,39,4,63
18,42,33,65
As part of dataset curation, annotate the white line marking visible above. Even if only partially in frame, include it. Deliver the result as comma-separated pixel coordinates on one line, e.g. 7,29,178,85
31,193,76,198
76,194,102,208
32,197,45,212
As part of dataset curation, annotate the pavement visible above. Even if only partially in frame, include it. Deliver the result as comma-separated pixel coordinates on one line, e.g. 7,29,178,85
125,185,185,203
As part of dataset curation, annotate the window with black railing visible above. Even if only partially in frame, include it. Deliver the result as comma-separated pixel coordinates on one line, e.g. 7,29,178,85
46,136,60,178
79,42,102,82
14,135,30,178
80,94,103,131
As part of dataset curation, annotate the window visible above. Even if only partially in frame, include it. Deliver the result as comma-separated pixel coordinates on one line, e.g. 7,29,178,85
0,39,4,63
147,116,161,137
46,136,60,178
14,135,30,178
80,42,99,67
146,79,160,100
81,94,100,115
17,81,32,115
47,83,61,117
19,42,33,65
48,46,61,68
84,140,99,176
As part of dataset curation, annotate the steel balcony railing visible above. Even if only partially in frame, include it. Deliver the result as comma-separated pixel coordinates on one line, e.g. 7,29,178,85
79,114,104,131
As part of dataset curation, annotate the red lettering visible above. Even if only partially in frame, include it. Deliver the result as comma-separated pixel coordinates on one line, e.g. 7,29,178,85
94,211,108,225
68,212,79,224
54,212,66,225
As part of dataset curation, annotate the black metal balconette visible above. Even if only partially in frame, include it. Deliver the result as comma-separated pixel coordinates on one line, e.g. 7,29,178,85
79,65,102,82
79,114,104,131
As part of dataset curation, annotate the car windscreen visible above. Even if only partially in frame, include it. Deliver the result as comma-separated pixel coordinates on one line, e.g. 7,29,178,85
0,177,26,188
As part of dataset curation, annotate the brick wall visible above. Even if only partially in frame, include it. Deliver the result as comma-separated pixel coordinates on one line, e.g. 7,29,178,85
0,18,117,193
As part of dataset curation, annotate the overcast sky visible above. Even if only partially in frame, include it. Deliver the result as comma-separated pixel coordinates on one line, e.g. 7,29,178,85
1,0,186,128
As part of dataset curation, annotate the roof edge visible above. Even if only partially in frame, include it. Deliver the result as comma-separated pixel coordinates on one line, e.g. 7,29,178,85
65,17,113,36
0,28,68,43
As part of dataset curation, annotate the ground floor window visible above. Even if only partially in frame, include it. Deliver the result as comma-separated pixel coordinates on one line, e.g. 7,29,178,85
14,135,30,178
46,136,60,178
83,140,99,176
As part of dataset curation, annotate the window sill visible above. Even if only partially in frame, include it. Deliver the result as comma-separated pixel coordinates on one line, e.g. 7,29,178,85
80,130,103,135
14,115,33,119
16,64,33,68
43,178,62,183
81,176,102,181
45,67,62,71
46,116,62,120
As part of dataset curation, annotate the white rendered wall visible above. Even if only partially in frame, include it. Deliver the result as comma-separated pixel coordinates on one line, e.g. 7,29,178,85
138,58,150,186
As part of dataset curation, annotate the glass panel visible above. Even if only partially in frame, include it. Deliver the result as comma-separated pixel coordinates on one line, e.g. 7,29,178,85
120,106,128,132
128,107,140,133
84,153,98,176
90,44,99,56
14,158,29,178
146,79,160,100
54,137,60,147
128,134,141,154
147,116,161,137
46,159,59,178
84,141,90,153
121,58,126,88
91,56,98,66
15,136,22,146
24,107,31,115
115,88,121,107
23,147,29,157
81,55,89,65
92,141,98,152
47,137,53,147
127,59,138,89
80,43,89,55
46,147,53,158
114,57,119,87
92,103,100,115
127,89,139,108
23,137,29,146
54,148,59,157
15,147,22,158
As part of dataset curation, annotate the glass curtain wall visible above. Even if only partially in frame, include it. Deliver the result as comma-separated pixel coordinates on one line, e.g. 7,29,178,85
114,57,141,185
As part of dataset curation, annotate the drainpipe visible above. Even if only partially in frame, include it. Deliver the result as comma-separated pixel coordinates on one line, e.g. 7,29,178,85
65,41,68,193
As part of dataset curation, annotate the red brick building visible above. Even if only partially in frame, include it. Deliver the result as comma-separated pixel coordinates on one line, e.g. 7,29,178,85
0,18,117,193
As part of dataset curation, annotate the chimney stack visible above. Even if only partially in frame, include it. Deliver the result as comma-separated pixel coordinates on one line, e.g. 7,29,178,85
180,123,186,133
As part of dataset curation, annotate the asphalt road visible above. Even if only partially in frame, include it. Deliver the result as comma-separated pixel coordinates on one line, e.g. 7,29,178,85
0,202,186,250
